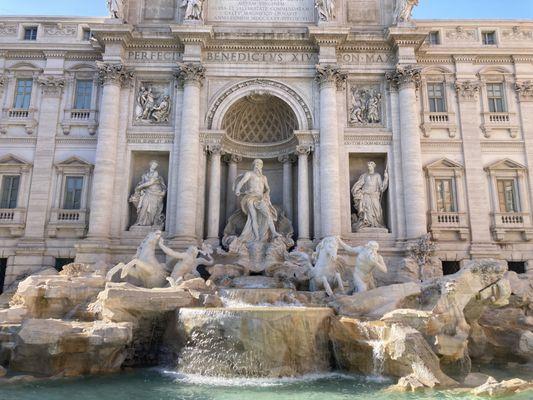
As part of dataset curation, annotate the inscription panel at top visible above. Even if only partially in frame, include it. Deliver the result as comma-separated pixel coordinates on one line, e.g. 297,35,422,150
207,0,315,23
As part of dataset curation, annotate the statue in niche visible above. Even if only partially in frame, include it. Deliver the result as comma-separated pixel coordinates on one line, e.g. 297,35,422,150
135,86,171,124
181,0,204,21
107,0,126,19
349,88,382,125
315,0,335,22
351,161,388,231
129,160,167,229
394,0,419,24
342,241,388,292
234,159,280,243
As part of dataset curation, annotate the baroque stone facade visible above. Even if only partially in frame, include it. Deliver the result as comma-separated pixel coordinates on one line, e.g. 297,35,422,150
0,0,532,288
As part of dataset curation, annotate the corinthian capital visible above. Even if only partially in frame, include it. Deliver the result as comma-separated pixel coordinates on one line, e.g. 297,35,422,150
38,75,66,96
96,61,134,87
515,81,533,101
295,145,313,156
315,64,347,91
385,65,422,89
176,62,206,86
455,80,481,101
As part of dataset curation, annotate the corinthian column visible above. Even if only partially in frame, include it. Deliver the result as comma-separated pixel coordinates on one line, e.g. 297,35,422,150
24,76,65,240
225,154,241,221
315,65,346,238
206,144,223,244
386,65,427,240
87,62,133,239
296,145,312,243
278,155,295,220
174,63,205,242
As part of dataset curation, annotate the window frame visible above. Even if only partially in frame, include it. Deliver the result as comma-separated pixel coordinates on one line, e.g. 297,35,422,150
482,31,497,45
435,177,457,213
0,175,21,209
13,78,33,110
427,82,447,113
73,79,93,110
23,26,38,41
496,178,520,213
428,31,441,45
62,175,85,210
486,82,507,113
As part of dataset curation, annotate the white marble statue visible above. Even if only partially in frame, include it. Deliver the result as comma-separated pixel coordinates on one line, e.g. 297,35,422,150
234,159,280,243
106,230,169,288
349,88,382,125
182,0,204,20
394,0,419,23
315,0,335,22
310,236,346,296
107,0,126,19
130,161,167,229
135,87,171,123
159,240,214,287
152,95,171,123
351,161,388,231
341,241,388,292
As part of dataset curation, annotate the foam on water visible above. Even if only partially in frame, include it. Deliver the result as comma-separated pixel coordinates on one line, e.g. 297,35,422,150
160,369,359,387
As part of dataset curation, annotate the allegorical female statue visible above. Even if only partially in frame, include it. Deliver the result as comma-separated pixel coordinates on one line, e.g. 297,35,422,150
182,0,204,20
315,0,335,22
351,161,388,231
107,0,126,19
130,161,167,228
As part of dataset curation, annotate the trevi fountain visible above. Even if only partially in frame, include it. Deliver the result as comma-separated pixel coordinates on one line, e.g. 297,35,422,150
0,0,532,399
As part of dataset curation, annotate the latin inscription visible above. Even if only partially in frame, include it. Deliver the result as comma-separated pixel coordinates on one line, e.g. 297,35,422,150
339,53,394,65
208,0,315,23
128,51,183,62
205,51,318,64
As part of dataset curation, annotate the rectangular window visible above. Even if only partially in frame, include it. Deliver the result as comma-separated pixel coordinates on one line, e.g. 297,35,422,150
14,79,33,110
428,31,440,45
427,83,446,113
497,179,519,213
0,175,20,209
487,83,506,112
63,176,84,210
0,258,6,295
435,178,456,212
24,26,38,41
74,80,93,110
482,31,496,45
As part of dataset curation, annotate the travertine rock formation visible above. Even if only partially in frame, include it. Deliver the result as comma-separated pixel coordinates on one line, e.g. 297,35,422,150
10,319,132,377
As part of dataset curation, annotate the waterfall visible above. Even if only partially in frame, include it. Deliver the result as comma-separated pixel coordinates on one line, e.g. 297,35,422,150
368,340,386,377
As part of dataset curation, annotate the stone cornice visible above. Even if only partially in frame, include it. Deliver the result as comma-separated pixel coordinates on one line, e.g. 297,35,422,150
386,28,427,50
385,65,422,89
175,62,206,86
454,80,481,101
90,24,134,47
308,27,350,47
315,64,347,90
96,61,134,86
171,25,213,47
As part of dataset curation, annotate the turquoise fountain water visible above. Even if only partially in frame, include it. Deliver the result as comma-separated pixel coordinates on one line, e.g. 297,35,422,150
1,369,532,400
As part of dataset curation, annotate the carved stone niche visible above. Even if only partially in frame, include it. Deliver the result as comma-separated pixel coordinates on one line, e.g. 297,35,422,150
142,0,178,21
128,151,170,233
347,83,384,127
133,81,172,125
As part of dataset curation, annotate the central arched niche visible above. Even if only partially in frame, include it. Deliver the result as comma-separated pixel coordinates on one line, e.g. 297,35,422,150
222,94,299,145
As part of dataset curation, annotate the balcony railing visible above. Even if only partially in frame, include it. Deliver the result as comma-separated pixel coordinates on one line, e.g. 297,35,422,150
0,208,26,236
3,108,35,120
430,211,467,228
492,212,530,228
49,208,88,225
488,113,510,124
428,113,449,123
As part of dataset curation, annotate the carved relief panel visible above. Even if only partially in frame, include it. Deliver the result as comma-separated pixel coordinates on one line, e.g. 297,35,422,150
133,81,172,125
347,83,384,127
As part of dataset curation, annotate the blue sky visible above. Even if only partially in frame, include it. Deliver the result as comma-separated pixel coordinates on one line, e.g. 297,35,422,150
0,0,531,19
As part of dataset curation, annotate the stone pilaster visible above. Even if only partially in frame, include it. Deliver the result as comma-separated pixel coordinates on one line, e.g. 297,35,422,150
278,155,295,221
516,81,533,233
386,65,427,240
454,80,494,253
296,145,312,244
174,62,206,243
224,154,241,221
206,144,223,244
315,64,346,238
86,62,133,240
22,76,65,243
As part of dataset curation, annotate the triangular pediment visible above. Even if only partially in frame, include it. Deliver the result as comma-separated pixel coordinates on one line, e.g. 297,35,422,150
485,158,526,171
425,158,463,171
0,154,31,166
55,156,92,167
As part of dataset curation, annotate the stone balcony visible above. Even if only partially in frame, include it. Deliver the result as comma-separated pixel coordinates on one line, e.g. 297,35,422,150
47,208,89,238
0,208,26,237
429,211,469,241
61,109,99,135
420,112,458,138
491,212,533,241
0,108,38,134
481,112,519,138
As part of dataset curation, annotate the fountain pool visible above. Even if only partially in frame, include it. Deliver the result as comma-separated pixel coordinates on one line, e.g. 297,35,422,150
1,369,531,400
